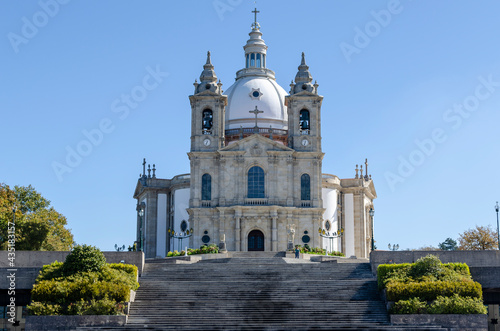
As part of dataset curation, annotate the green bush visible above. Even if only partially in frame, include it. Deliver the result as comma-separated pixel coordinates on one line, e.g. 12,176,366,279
67,297,125,315
31,277,131,304
428,294,487,314
167,244,219,257
293,245,344,256
63,244,106,275
377,263,411,289
27,302,62,316
408,254,443,280
377,258,472,290
386,280,482,302
390,297,427,314
36,261,65,282
108,263,139,285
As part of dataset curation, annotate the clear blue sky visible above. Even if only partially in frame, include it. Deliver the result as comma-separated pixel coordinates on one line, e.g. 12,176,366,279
1,1,500,251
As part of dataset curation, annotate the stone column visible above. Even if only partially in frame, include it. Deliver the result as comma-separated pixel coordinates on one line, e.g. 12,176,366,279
235,216,241,252
271,217,278,251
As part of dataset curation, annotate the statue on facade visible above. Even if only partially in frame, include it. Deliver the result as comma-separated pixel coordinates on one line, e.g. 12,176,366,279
286,224,295,250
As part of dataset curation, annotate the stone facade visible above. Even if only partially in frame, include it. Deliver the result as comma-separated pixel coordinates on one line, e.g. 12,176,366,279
133,14,376,259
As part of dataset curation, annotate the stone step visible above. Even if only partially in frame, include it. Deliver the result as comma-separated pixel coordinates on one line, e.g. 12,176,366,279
123,257,393,329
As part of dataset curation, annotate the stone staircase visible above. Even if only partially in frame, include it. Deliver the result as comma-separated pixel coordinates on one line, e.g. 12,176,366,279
113,253,443,330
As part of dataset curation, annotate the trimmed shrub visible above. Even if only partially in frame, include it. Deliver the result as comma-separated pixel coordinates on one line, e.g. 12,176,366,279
167,244,219,257
108,263,139,285
386,280,482,302
377,263,411,289
377,259,472,290
390,297,427,314
63,244,106,275
428,294,487,314
27,302,62,316
67,297,125,315
36,261,65,282
408,254,443,280
31,277,131,304
28,253,138,315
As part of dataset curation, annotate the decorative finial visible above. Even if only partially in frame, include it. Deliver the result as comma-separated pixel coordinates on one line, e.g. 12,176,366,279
152,164,156,178
355,164,359,179
365,158,368,177
142,158,146,177
206,51,212,64
147,164,151,178
301,52,306,65
360,165,363,179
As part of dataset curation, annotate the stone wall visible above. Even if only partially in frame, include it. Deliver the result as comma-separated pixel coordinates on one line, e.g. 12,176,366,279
25,315,127,330
390,314,487,330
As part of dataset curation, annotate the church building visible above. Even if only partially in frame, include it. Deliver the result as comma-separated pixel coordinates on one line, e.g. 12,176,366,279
133,11,376,259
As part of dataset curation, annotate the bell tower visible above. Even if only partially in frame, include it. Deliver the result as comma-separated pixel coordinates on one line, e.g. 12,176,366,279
189,51,227,152
285,53,323,152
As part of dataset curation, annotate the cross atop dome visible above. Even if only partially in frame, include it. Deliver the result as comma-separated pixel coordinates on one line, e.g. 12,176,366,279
251,8,260,30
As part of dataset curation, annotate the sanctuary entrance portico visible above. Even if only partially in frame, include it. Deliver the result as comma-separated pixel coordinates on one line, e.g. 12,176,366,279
248,230,264,251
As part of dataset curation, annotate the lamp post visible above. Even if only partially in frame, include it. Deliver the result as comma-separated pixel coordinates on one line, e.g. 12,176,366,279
318,227,344,255
168,228,193,253
388,243,399,251
137,202,146,252
369,208,375,252
495,201,499,250
114,244,125,252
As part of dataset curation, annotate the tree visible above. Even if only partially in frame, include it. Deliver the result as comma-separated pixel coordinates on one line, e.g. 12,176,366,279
0,183,74,250
438,237,458,251
458,225,498,250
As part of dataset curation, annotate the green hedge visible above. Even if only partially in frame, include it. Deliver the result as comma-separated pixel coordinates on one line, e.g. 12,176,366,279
377,263,411,289
390,295,487,315
427,294,487,314
386,280,482,302
31,278,131,304
389,297,427,314
28,253,139,315
378,262,471,290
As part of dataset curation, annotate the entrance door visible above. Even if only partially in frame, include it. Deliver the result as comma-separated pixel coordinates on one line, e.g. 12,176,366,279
248,230,264,251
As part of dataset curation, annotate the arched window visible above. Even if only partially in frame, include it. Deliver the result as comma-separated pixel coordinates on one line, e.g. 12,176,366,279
301,174,310,200
202,174,211,200
250,53,255,67
202,109,213,133
256,54,261,68
248,166,265,198
246,54,250,68
300,109,310,132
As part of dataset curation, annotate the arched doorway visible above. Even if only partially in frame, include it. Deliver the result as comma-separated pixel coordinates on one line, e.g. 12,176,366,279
248,230,264,251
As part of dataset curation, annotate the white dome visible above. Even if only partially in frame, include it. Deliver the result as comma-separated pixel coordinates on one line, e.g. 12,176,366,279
224,75,288,130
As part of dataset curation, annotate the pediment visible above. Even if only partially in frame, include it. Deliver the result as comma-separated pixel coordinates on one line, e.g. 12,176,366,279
219,134,293,155
133,178,146,199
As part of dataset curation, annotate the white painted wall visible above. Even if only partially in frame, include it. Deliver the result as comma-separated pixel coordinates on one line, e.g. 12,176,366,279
344,193,355,257
171,188,190,252
322,188,340,252
156,194,167,258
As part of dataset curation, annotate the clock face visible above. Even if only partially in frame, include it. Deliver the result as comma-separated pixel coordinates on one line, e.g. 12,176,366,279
203,138,211,146
301,139,309,146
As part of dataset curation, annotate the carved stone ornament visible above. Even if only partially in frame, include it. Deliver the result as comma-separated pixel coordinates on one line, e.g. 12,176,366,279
250,144,263,156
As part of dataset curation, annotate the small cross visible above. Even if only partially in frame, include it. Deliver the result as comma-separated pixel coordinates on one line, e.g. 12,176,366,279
249,106,264,130
252,8,260,29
